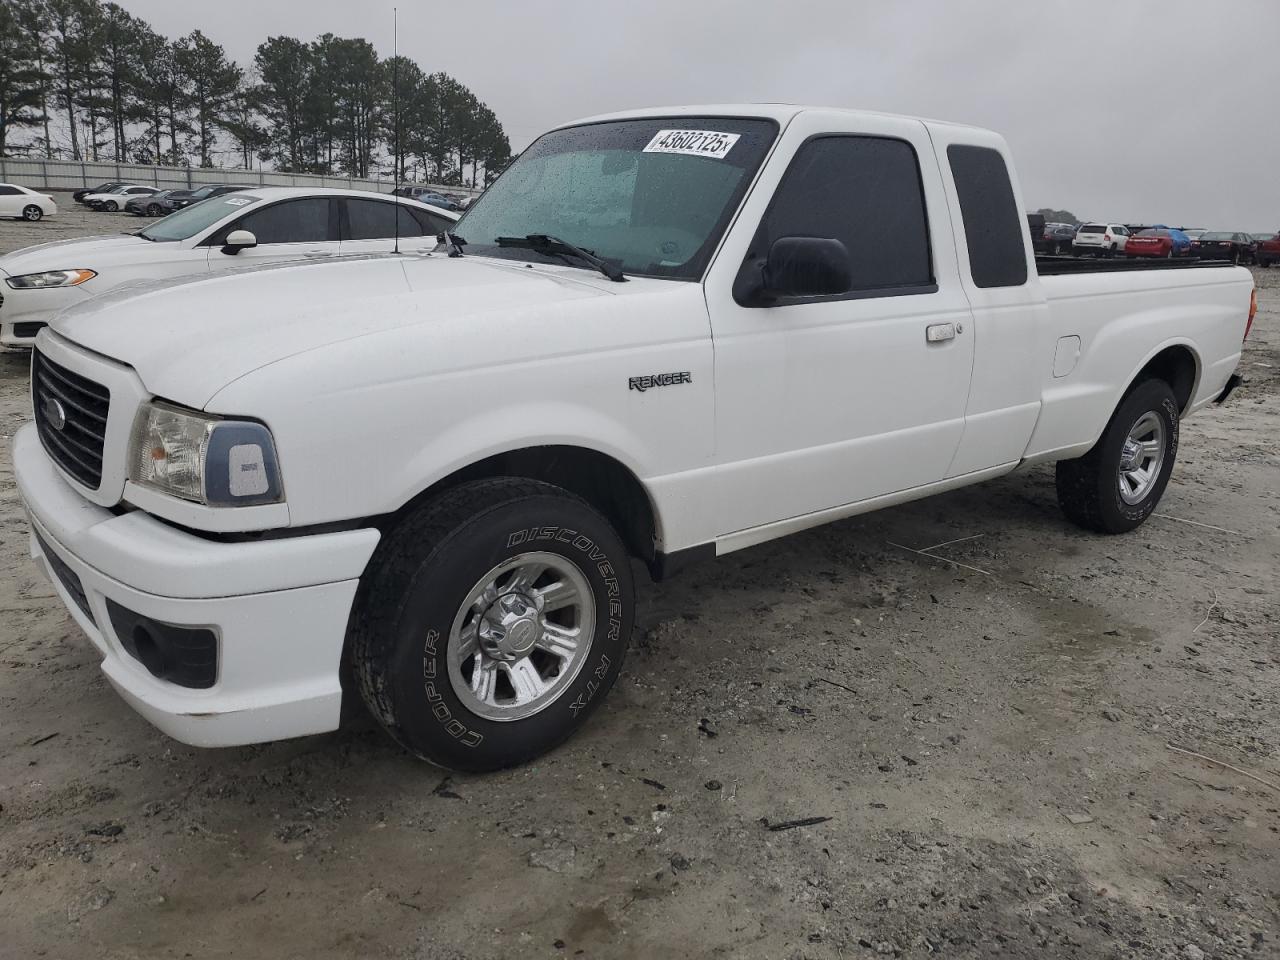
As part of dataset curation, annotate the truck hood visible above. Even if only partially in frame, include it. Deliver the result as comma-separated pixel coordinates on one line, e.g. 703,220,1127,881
0,233,152,276
49,254,614,409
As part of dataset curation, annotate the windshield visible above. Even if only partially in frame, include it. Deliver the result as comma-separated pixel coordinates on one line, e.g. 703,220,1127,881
455,117,778,280
139,194,261,242
1199,232,1232,241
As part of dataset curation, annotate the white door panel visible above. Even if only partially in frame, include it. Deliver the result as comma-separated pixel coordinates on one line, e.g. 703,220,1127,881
925,123,1046,477
704,111,976,537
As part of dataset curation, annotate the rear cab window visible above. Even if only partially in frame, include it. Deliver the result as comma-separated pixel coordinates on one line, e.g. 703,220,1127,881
946,144,1028,288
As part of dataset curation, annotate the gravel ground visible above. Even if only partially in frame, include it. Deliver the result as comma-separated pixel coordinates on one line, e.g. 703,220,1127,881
0,206,1277,960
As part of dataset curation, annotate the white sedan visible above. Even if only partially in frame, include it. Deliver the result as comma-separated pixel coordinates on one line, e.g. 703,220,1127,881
0,187,457,347
0,183,57,222
82,185,159,212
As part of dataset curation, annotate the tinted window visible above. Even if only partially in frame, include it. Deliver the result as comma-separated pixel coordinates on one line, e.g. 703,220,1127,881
1078,224,1105,234
236,198,331,244
753,135,933,294
0,186,19,196
947,145,1027,288
346,199,436,239
1137,229,1170,238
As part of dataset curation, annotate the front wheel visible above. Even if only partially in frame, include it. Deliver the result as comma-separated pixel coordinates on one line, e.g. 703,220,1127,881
22,205,43,222
350,478,634,771
146,203,162,216
1055,379,1180,534
103,200,117,212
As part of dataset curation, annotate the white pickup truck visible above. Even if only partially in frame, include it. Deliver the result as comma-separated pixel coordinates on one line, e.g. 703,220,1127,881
15,105,1255,771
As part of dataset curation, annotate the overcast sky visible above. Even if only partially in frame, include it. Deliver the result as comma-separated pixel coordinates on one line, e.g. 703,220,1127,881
118,0,1279,229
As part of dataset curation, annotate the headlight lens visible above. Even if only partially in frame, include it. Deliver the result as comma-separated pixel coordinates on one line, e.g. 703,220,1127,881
129,401,283,507
5,269,97,289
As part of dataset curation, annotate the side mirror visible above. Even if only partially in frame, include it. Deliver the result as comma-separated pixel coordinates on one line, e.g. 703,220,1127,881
734,236,853,305
220,230,257,255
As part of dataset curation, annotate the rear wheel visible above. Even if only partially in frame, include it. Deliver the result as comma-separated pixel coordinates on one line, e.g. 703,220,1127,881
1055,379,1180,534
21,205,42,222
350,478,634,771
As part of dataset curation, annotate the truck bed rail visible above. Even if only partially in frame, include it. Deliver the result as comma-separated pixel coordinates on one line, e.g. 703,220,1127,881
1035,256,1237,275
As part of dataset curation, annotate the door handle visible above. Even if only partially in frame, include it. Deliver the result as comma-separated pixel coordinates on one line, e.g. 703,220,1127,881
926,322,959,343
303,250,333,258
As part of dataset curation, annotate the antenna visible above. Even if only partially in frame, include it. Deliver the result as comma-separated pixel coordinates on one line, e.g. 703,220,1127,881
392,6,401,255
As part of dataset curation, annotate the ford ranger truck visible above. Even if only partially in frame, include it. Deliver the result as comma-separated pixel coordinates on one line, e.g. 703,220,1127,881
14,106,1255,771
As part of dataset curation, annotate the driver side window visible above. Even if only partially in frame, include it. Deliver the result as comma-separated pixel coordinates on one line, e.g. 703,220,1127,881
233,198,333,245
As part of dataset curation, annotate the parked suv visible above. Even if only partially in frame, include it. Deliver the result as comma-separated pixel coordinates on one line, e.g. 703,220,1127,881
1073,223,1129,256
1036,222,1078,256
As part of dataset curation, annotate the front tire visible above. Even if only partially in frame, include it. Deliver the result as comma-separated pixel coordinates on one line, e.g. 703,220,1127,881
103,200,117,212
1055,379,1180,534
147,203,162,216
22,205,42,222
350,478,634,771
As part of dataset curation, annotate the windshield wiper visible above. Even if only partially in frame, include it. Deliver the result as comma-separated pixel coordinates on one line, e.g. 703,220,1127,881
495,234,626,282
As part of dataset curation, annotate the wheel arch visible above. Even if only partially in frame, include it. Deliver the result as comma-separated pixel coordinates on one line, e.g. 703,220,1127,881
386,444,662,575
1124,341,1200,414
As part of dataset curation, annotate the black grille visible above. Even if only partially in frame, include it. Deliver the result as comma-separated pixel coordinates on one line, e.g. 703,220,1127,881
14,321,46,339
35,531,93,622
32,349,110,489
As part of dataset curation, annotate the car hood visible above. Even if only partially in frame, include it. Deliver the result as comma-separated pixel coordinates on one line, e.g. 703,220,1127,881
49,254,617,409
0,234,152,276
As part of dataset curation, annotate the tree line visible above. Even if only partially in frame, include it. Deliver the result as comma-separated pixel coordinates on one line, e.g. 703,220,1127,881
0,0,513,186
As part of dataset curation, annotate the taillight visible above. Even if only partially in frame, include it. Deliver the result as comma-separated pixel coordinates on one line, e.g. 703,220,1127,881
1245,287,1257,341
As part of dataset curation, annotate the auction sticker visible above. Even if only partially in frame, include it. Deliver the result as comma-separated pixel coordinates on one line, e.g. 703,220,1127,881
643,129,740,160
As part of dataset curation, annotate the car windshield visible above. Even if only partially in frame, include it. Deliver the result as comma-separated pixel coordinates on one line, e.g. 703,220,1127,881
139,194,261,242
456,117,778,280
1199,232,1232,241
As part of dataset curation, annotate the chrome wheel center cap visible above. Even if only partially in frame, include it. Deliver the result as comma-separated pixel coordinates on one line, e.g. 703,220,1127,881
477,593,540,660
1119,438,1142,472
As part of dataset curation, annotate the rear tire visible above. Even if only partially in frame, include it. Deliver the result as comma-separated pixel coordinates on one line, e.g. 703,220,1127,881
350,478,634,771
22,205,42,222
1055,379,1180,534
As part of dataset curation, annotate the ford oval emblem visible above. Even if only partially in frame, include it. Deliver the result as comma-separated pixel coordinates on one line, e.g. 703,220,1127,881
43,395,66,431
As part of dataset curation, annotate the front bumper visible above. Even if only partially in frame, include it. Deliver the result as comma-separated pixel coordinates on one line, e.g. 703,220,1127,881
14,424,381,747
0,283,93,347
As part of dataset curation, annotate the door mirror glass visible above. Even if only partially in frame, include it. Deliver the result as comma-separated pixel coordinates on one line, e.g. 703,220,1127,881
221,229,257,255
739,236,853,304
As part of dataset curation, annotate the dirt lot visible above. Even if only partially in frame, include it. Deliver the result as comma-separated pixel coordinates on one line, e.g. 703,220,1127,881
1,206,1277,960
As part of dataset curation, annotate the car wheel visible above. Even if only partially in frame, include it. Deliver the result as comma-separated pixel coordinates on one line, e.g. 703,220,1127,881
147,203,162,216
21,205,43,222
1055,379,1179,535
350,477,634,772
103,200,117,212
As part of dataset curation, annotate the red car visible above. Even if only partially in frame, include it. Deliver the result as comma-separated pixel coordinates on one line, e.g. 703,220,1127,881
1125,228,1184,259
1256,232,1280,268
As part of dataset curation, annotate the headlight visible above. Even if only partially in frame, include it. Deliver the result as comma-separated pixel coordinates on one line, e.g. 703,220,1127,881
5,269,97,289
129,401,283,507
